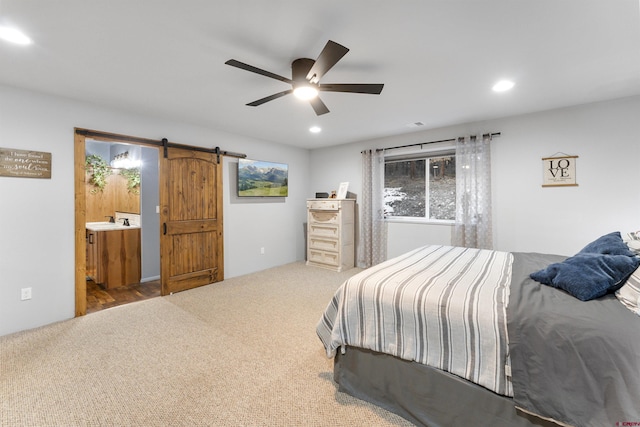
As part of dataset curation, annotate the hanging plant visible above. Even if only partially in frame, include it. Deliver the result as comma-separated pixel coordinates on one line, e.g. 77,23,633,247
119,168,141,194
85,154,112,193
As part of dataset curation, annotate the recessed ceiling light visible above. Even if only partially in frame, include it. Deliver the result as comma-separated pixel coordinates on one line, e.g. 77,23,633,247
309,126,322,133
0,25,32,45
492,80,515,92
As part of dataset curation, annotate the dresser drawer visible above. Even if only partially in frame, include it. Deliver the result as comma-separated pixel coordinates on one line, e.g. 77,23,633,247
307,200,339,211
309,236,339,252
309,210,339,224
308,249,340,266
309,224,339,239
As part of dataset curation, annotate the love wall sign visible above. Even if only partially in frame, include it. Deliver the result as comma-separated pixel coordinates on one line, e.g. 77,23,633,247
0,147,52,179
542,155,578,187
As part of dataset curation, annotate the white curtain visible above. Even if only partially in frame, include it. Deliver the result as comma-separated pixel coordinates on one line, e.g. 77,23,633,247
357,150,387,268
453,134,493,249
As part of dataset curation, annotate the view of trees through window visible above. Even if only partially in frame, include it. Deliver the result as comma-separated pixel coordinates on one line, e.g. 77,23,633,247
384,155,456,220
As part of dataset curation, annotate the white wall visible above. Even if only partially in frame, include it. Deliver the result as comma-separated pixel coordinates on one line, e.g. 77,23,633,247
490,96,640,255
310,95,640,258
223,151,309,275
0,84,309,336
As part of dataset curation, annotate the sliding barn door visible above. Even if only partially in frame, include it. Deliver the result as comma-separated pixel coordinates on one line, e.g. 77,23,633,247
160,147,223,295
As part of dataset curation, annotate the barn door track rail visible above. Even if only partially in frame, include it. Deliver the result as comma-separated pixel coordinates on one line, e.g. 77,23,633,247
75,128,246,163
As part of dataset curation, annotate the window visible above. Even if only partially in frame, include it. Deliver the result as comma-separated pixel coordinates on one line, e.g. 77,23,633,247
384,152,456,221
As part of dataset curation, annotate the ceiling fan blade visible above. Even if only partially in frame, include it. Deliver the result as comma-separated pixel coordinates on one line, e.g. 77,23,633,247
306,40,349,83
246,89,293,107
309,97,330,115
225,59,293,84
320,83,384,94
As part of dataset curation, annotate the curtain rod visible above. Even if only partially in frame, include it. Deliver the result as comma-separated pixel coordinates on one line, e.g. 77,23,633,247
375,132,501,152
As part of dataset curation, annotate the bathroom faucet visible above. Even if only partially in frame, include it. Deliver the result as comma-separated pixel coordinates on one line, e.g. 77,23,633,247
105,216,115,223
121,218,130,226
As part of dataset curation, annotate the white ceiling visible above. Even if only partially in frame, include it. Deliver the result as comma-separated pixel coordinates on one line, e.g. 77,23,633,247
1,1,639,149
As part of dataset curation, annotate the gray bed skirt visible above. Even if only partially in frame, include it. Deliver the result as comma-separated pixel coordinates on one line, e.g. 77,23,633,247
334,346,556,427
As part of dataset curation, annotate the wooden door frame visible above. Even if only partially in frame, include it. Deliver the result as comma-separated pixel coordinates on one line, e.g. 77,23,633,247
74,131,87,316
74,129,159,316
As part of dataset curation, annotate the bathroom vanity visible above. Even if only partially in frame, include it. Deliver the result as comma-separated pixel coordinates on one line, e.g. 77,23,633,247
86,221,141,289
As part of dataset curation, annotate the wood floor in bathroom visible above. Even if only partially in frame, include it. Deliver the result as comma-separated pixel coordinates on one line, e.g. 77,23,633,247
86,279,161,314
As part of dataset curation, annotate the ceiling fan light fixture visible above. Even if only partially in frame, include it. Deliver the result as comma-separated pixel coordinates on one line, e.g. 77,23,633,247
225,40,383,116
0,25,32,45
293,85,319,100
492,79,515,92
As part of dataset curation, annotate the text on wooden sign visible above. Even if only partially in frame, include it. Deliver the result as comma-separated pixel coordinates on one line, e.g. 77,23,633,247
0,147,52,179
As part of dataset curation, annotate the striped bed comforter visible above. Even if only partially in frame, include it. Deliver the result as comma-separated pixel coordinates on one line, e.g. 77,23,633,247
317,245,514,396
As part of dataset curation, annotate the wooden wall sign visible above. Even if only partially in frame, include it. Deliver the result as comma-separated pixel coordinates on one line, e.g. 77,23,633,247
0,147,52,179
541,155,578,187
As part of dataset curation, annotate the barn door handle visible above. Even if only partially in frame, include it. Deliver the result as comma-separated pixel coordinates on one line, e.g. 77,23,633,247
163,223,167,235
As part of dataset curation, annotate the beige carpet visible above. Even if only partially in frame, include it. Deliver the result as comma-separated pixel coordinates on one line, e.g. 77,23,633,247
0,262,414,426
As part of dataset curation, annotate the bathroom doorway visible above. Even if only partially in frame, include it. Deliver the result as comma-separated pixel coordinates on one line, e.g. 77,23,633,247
74,130,161,315
84,139,161,313
74,128,225,316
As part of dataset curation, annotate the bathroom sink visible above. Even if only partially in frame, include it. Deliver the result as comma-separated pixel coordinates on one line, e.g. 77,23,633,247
86,222,139,231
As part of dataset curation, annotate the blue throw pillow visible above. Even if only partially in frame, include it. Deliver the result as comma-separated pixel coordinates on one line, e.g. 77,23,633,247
530,232,640,301
577,231,635,256
530,253,640,301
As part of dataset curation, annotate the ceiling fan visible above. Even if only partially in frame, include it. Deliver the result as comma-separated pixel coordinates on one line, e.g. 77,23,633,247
225,40,384,116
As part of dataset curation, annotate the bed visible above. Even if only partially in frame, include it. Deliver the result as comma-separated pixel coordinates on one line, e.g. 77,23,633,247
317,234,640,427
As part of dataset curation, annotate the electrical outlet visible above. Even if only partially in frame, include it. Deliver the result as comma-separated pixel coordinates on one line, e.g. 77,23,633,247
21,287,32,301
260,247,265,255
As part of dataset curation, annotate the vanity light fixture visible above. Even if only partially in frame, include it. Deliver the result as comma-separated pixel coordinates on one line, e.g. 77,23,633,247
0,25,32,45
492,80,515,92
309,126,322,133
111,151,141,169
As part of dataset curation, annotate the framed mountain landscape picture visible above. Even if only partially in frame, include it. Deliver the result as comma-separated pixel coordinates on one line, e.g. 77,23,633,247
237,158,288,197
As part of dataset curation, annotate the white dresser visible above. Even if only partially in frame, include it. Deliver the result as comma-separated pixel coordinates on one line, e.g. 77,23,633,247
306,199,355,272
